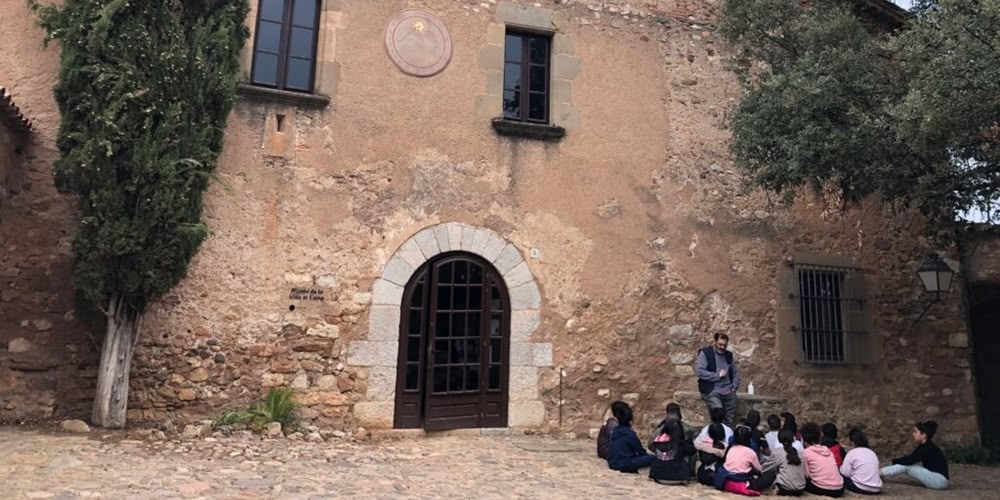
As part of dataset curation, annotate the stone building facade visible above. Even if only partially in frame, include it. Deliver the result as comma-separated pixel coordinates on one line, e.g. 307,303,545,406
0,0,987,454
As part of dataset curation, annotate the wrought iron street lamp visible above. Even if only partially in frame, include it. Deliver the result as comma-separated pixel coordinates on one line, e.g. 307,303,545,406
913,254,956,326
917,254,956,300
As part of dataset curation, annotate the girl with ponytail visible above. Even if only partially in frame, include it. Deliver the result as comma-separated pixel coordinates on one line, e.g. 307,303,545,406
763,429,806,496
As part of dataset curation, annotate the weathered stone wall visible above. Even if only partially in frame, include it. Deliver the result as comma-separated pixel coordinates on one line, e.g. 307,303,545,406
0,0,980,455
0,3,100,420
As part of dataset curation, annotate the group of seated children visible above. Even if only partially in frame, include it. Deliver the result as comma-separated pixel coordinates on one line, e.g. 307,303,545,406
597,401,950,496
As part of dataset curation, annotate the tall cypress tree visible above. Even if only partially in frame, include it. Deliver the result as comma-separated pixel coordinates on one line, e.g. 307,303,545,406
29,0,249,428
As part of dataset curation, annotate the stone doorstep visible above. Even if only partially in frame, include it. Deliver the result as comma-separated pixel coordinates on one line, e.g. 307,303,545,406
369,428,515,440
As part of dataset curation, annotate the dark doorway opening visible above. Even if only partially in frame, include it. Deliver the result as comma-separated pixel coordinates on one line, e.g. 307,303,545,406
970,285,1000,455
393,252,510,431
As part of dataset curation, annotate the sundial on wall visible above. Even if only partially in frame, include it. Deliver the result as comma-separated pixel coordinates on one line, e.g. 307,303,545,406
385,9,452,77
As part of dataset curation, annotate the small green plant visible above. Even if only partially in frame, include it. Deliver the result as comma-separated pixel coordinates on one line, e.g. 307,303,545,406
946,444,994,465
213,388,299,432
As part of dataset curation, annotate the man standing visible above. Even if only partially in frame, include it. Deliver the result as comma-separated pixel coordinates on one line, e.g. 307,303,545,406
695,333,739,426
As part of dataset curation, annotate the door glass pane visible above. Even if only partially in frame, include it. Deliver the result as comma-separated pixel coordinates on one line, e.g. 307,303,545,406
448,367,464,392
466,366,480,391
285,58,312,90
289,27,314,59
470,264,483,284
434,340,448,364
465,339,480,363
503,62,522,90
449,340,463,364
407,336,421,362
453,287,467,311
405,364,419,391
469,287,483,309
292,0,317,26
455,261,468,283
437,285,451,311
256,21,282,53
252,52,279,86
408,309,421,335
411,278,424,307
503,90,521,119
528,93,546,121
468,312,482,334
504,34,522,62
491,338,501,363
436,312,449,337
452,313,467,338
489,365,501,390
433,366,447,393
439,262,453,283
529,66,546,91
491,285,502,310
491,315,502,338
529,37,548,64
260,0,285,22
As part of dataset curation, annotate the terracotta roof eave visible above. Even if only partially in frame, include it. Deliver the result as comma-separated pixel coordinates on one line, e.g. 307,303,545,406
0,87,33,134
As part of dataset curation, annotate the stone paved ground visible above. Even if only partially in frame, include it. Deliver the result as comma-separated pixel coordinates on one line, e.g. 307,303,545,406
1,426,997,499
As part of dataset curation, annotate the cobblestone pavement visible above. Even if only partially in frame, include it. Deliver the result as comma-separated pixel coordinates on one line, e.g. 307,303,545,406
1,427,996,499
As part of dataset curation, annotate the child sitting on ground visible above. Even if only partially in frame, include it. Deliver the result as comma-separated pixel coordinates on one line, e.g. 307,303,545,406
763,429,806,496
596,404,619,459
801,422,845,497
780,412,805,452
648,402,684,450
696,423,728,486
718,425,777,496
840,429,882,495
821,423,847,467
697,407,734,443
765,414,782,452
649,418,696,484
881,420,949,490
605,401,654,473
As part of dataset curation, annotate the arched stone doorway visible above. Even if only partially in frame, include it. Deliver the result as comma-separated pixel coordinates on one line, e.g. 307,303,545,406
394,253,510,430
348,223,552,430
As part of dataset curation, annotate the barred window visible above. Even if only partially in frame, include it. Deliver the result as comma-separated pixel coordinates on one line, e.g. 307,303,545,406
794,264,867,364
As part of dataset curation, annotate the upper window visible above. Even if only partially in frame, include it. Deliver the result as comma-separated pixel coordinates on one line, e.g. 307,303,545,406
502,32,551,123
251,0,320,93
795,264,866,364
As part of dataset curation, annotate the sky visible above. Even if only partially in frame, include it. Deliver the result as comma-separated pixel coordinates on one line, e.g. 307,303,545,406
891,0,914,9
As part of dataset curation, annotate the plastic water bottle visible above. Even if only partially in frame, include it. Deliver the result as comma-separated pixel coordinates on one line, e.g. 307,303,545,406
748,381,755,395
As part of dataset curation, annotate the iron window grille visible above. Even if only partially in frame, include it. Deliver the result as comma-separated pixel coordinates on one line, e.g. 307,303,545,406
250,0,320,93
793,263,866,364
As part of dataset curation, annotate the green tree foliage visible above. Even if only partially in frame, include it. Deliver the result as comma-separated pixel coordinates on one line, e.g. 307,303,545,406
30,0,249,315
721,0,1000,230
28,0,249,427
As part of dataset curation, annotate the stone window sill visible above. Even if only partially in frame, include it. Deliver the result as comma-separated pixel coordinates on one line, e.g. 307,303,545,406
237,84,330,109
491,118,565,141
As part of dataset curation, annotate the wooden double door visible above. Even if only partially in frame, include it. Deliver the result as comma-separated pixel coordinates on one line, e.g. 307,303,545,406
393,253,510,430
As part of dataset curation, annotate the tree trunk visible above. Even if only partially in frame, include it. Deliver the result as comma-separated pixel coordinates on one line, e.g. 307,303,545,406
91,293,141,428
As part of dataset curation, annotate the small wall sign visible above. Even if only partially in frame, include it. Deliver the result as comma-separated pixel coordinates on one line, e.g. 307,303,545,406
289,288,325,301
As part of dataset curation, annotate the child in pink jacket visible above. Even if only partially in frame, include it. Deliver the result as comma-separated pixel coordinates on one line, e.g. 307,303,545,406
800,422,845,497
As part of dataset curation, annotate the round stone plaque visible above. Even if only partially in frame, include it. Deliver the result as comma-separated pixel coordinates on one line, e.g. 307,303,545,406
385,9,452,77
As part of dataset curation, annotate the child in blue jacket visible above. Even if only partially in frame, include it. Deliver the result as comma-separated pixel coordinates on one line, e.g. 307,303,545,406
606,401,654,473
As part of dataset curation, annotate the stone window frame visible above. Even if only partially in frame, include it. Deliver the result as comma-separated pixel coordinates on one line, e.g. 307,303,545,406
775,253,878,367
476,2,581,141
238,0,344,109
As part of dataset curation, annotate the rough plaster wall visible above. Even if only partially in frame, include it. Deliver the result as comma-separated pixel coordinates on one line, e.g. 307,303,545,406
0,0,982,454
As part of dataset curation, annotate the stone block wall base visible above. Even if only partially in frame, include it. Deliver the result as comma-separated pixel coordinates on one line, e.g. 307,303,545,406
509,400,546,427
353,401,394,429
